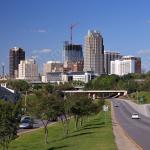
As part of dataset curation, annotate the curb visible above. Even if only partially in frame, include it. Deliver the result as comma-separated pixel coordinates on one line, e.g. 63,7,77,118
111,101,143,150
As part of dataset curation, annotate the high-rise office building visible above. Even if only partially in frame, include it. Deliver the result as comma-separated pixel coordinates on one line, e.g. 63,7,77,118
18,59,39,81
9,47,25,78
104,51,122,74
84,30,104,75
63,42,84,71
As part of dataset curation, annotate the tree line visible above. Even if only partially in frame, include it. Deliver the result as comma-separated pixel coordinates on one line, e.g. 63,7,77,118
25,85,104,144
85,73,150,93
1,72,150,149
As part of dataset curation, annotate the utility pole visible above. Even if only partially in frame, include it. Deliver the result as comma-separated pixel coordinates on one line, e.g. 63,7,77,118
137,90,138,104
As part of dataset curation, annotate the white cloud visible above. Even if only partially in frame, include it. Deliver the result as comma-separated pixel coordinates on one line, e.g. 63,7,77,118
137,49,150,56
39,49,52,53
32,48,52,54
32,29,48,33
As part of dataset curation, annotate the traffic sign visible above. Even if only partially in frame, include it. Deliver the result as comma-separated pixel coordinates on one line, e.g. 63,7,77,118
103,105,108,112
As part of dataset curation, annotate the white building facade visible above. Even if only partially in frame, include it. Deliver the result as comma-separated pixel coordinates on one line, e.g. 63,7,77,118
104,51,122,74
18,59,39,81
110,56,135,76
41,72,95,83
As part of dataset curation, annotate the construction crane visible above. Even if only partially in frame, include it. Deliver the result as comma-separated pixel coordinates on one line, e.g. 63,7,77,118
70,23,78,44
1,63,5,78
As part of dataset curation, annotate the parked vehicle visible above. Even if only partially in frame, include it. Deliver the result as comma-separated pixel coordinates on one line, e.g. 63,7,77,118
21,116,33,121
19,116,33,129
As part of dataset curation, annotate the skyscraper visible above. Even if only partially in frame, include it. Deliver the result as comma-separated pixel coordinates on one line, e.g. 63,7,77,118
63,41,84,71
84,30,104,75
104,51,122,74
9,47,25,78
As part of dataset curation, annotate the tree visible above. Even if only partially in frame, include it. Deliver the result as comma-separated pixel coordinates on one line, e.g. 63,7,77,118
70,94,101,129
56,93,72,137
7,80,30,92
44,83,54,94
27,92,61,144
0,100,21,150
84,75,120,90
55,82,74,91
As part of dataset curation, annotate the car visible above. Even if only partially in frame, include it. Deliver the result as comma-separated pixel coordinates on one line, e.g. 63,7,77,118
21,116,33,121
114,104,119,107
131,113,140,119
19,118,33,129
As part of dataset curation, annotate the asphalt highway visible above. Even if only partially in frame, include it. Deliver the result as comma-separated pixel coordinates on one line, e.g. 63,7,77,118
112,98,150,150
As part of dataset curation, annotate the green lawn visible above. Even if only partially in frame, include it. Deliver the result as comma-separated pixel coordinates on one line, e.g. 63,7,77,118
9,104,116,150
129,91,150,104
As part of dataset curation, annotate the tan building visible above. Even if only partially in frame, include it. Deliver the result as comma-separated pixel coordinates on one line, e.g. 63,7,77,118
84,30,104,75
43,61,63,75
63,61,84,72
71,61,84,72
18,59,39,81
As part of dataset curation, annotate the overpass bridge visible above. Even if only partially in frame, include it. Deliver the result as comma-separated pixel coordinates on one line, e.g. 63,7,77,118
63,90,127,98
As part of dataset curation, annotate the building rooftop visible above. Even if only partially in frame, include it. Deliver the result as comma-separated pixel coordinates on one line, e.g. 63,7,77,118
11,47,23,51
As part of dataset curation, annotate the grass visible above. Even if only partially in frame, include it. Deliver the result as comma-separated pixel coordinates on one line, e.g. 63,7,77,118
129,91,150,104
8,103,116,150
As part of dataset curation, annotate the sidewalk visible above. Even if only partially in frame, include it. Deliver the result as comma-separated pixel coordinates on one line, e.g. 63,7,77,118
111,102,142,150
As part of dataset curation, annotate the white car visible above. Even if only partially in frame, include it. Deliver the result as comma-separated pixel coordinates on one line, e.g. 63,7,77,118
131,113,140,119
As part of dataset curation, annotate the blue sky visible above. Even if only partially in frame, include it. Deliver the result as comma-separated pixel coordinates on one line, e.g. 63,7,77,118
0,0,150,73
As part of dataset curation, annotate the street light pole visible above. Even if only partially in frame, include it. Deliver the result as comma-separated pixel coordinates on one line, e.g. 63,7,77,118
25,91,27,112
137,91,138,104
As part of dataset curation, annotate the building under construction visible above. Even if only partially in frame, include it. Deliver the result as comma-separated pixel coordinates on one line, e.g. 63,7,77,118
63,41,84,72
9,47,25,78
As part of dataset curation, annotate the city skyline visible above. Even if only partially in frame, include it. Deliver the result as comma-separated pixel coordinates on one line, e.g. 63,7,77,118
0,0,150,72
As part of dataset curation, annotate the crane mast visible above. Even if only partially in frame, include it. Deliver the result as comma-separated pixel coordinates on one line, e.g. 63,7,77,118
70,23,77,44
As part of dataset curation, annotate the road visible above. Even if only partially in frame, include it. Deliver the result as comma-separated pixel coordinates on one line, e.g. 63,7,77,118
112,98,150,150
18,119,55,134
